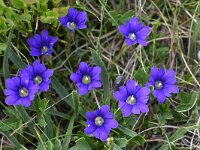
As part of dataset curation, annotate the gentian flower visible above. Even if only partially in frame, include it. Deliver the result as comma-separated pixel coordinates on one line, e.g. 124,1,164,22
20,60,53,92
27,29,58,56
4,75,38,107
70,62,102,95
118,17,150,46
59,7,87,31
84,105,118,141
113,80,150,117
145,66,179,103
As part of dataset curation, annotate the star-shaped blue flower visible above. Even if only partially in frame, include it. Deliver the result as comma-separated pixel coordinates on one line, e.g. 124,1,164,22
59,7,87,31
70,62,102,95
84,105,118,141
118,17,150,46
145,66,179,103
19,60,53,92
113,80,150,117
4,75,38,107
27,29,58,56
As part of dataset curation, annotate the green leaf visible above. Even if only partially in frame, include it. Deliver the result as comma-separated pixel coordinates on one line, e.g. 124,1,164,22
76,137,92,150
113,143,122,150
53,7,69,17
0,118,21,132
90,48,110,103
118,10,134,24
3,28,13,79
175,91,198,112
134,69,149,85
72,91,79,115
1,131,24,149
109,10,134,26
0,42,6,54
16,105,42,141
9,49,26,68
39,0,49,5
189,18,200,59
46,140,53,150
0,18,8,33
34,97,49,127
16,13,32,22
62,113,76,149
10,0,24,9
115,138,128,148
169,125,200,143
40,10,59,24
54,138,62,150
24,0,38,4
169,128,187,143
118,125,137,138
156,47,169,58
130,135,145,145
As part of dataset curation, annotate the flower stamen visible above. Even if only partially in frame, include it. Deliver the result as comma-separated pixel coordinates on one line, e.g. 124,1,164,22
82,75,91,84
67,22,76,30
155,81,163,89
34,76,42,85
19,88,29,97
128,33,136,40
126,95,136,105
41,46,49,53
95,116,104,126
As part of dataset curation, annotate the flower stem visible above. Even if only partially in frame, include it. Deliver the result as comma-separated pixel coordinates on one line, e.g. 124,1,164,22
93,90,100,109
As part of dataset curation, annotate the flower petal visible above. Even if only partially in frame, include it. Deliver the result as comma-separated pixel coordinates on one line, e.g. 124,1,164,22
5,95,19,105
70,73,81,83
99,105,110,115
77,84,88,95
153,90,166,103
121,103,132,117
126,79,136,94
132,105,141,114
104,118,118,129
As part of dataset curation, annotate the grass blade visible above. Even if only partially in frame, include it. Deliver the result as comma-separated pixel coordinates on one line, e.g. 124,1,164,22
3,28,14,79
62,113,76,149
90,48,110,104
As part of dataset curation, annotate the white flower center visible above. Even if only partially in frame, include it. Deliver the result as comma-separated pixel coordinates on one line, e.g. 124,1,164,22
41,46,49,53
128,33,136,40
34,75,42,85
82,75,91,84
67,22,76,30
95,116,104,126
126,95,136,105
155,81,163,89
19,88,29,97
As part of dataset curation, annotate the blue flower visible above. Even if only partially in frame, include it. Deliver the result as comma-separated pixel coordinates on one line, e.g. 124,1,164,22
59,7,87,31
84,105,118,141
145,66,179,103
118,17,150,46
4,75,38,107
113,80,150,117
27,29,58,56
20,60,53,92
70,62,102,95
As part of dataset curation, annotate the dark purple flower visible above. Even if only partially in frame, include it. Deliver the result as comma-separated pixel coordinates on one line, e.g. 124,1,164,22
118,17,150,46
20,60,53,92
145,67,179,103
4,75,38,107
70,62,102,95
27,29,58,56
84,105,118,141
113,80,150,117
59,7,87,31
